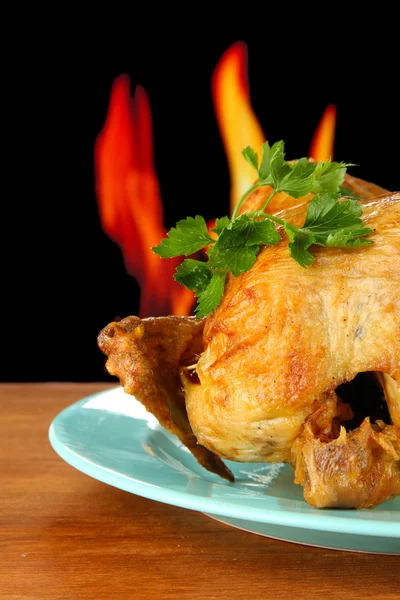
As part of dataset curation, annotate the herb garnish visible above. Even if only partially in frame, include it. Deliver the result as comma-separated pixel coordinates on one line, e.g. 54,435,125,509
153,141,373,317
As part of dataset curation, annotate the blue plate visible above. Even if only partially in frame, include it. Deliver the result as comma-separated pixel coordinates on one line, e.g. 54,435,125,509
49,388,400,554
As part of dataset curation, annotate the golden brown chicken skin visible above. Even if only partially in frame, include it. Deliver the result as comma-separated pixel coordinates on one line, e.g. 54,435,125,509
98,185,399,509
292,418,400,508
98,315,233,482
182,192,400,507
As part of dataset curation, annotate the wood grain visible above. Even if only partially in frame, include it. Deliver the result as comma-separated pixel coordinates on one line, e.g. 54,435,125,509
1,383,399,600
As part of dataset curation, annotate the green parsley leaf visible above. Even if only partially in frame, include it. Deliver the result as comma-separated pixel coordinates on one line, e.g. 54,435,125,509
313,158,334,178
284,222,315,268
302,194,373,245
195,273,227,318
259,141,284,182
242,146,259,173
269,141,291,188
208,240,259,277
222,214,281,246
211,216,231,235
152,139,372,318
208,214,281,276
325,230,373,248
245,218,282,246
339,186,362,200
279,158,316,198
259,141,272,180
312,160,349,194
283,193,373,267
174,259,213,295
152,216,213,258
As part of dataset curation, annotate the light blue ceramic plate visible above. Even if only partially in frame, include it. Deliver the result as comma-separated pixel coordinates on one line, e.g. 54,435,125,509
49,388,400,554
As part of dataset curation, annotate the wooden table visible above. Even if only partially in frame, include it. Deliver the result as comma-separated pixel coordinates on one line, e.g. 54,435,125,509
1,383,399,600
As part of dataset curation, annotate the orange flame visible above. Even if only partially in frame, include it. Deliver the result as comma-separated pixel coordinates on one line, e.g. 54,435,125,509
212,42,265,215
94,75,194,317
95,45,338,319
309,104,337,161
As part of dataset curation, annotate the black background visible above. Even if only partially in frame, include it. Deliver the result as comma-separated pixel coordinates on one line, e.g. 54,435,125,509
6,33,399,382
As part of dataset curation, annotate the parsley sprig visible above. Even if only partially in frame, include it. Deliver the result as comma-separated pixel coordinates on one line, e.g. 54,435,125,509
153,141,373,317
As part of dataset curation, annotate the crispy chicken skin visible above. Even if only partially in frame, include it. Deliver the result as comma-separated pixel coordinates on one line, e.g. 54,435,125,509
292,419,400,508
98,316,233,482
98,181,399,508
183,192,400,507
185,194,399,432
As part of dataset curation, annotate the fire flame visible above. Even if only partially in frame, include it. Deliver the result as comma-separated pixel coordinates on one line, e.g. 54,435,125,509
94,75,194,317
212,42,265,215
309,104,337,161
95,44,336,318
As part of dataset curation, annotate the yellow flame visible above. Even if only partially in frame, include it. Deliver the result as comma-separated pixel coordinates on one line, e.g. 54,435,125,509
212,42,265,215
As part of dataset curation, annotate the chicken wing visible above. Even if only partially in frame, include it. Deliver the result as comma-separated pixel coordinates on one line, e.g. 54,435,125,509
98,315,233,481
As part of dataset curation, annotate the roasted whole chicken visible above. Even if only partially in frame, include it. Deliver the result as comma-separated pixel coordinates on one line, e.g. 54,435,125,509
98,175,400,509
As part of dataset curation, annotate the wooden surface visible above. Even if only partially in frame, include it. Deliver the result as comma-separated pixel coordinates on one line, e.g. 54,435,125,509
1,384,399,600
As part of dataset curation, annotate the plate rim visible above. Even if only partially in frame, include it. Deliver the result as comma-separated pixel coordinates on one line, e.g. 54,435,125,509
48,388,400,539
204,513,400,555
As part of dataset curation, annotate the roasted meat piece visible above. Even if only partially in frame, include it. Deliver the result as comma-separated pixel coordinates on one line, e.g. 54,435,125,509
98,184,399,509
98,315,233,481
182,192,399,507
292,417,400,508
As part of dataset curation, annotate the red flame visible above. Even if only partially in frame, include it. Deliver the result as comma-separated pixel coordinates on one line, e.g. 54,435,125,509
95,45,338,319
94,75,194,317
